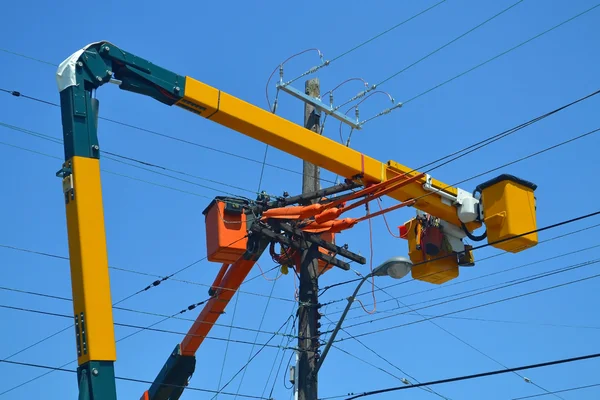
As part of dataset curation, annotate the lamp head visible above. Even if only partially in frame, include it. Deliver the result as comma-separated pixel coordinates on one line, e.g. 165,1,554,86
372,256,412,279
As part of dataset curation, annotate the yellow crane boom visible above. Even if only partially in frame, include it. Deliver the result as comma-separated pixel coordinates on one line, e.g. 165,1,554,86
55,41,539,400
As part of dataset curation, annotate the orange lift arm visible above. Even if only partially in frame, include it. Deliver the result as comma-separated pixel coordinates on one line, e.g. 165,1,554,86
56,41,539,400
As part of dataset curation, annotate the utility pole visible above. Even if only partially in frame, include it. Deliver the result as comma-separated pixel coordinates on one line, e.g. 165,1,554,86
297,78,321,400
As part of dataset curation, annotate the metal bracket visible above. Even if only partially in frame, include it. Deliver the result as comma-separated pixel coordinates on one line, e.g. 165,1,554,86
276,82,362,130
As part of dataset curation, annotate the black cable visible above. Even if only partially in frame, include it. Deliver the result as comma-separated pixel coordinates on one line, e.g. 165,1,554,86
344,352,600,399
0,120,258,198
0,359,268,399
358,2,600,125
322,315,450,400
231,269,281,399
331,240,600,319
320,209,600,295
0,243,290,302
512,382,600,399
0,304,297,351
338,265,600,341
0,87,305,178
420,89,600,175
212,314,295,397
335,0,523,110
337,257,600,332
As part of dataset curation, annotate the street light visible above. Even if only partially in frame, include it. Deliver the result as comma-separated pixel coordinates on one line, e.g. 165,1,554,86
314,256,413,375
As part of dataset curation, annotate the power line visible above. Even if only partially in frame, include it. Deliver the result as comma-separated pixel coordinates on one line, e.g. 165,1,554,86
338,263,600,341
0,304,297,351
512,383,600,399
332,240,600,318
0,138,212,199
0,48,58,66
0,120,260,198
0,87,305,178
344,352,600,399
211,314,296,398
386,295,564,398
284,1,447,86
337,0,524,110
262,302,298,399
419,89,600,175
321,314,450,400
0,286,299,339
321,209,600,296
0,241,295,303
230,270,280,399
360,2,600,124
337,257,600,333
0,359,268,399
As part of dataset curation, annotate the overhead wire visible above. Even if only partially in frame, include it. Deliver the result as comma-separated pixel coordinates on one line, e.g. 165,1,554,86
0,286,299,339
0,304,298,351
0,88,306,178
230,268,281,399
336,256,600,332
211,314,296,398
283,0,448,86
343,352,600,399
0,136,212,199
511,383,600,399
263,302,298,399
339,256,600,326
320,124,600,296
384,293,564,398
0,243,293,303
335,260,600,341
336,0,524,111
0,120,262,199
360,2,600,124
321,314,450,400
0,359,268,399
332,240,600,318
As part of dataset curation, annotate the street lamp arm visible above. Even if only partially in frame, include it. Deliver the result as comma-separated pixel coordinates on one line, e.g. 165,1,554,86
314,271,373,375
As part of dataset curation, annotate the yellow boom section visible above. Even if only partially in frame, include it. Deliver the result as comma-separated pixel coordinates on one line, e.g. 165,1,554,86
177,77,478,229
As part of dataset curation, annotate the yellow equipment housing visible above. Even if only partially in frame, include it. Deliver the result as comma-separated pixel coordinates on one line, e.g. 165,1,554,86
477,174,538,253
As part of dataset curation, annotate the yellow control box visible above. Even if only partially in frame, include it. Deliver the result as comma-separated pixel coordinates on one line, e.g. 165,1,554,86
477,174,538,253
402,218,459,285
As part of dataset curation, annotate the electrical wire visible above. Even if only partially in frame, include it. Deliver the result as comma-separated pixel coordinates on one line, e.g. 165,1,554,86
0,138,212,199
0,120,261,199
0,243,293,303
336,0,524,110
0,304,298,351
0,48,58,66
337,256,600,332
511,383,600,399
263,303,298,399
321,315,450,400
386,296,564,398
211,314,296,398
0,88,305,178
0,359,269,399
321,208,600,299
343,352,600,399
360,2,600,124
265,48,323,112
336,262,600,341
230,269,281,399
284,1,447,86
0,286,299,339
333,240,600,318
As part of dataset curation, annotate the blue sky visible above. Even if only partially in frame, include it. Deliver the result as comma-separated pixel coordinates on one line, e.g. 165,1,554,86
1,0,600,399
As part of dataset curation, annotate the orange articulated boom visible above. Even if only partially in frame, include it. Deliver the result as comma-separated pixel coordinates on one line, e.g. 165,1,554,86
180,257,257,355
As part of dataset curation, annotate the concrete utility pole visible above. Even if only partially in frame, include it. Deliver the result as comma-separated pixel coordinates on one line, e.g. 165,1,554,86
297,78,321,400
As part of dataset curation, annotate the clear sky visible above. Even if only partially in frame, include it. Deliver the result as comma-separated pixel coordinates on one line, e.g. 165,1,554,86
1,1,600,399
